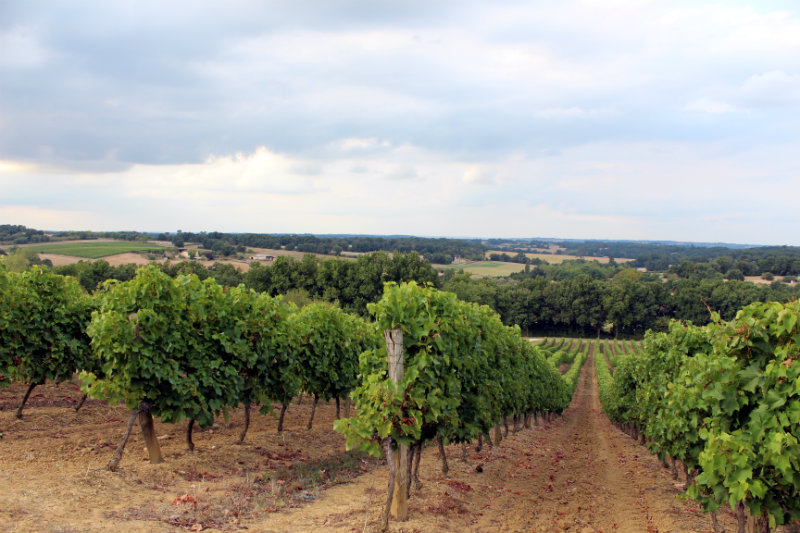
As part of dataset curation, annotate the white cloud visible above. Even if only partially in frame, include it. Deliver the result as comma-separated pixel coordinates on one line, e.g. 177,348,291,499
683,98,740,114
740,70,800,106
463,165,496,185
333,138,393,152
0,26,52,69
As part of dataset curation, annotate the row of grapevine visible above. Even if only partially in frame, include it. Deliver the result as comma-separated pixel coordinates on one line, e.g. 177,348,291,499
561,340,589,397
538,338,585,371
630,339,644,355
594,338,614,416
4,266,581,530
1,265,376,468
596,300,800,532
0,266,95,418
335,282,573,529
600,339,617,370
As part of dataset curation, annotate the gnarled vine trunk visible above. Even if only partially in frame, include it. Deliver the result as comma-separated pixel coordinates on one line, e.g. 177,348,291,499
735,500,746,533
306,394,319,430
74,393,88,413
186,418,195,451
108,399,162,470
437,436,449,476
381,438,396,532
107,408,140,471
277,402,289,432
15,381,40,419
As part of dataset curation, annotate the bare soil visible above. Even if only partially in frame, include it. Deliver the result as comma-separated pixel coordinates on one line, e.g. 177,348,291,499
1,353,737,533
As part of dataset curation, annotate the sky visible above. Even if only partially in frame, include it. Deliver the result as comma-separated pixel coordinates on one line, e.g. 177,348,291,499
1,1,799,245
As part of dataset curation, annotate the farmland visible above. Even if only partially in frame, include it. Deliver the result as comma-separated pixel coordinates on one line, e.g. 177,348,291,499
23,240,166,259
486,250,635,264
434,260,526,277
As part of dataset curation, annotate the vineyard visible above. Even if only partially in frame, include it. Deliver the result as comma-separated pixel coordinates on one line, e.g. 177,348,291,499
1,265,798,532
24,241,167,259
595,302,800,533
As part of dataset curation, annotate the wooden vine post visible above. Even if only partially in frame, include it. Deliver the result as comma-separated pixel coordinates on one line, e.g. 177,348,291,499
386,328,409,522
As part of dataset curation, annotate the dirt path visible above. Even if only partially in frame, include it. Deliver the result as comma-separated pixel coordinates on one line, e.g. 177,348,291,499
467,350,680,533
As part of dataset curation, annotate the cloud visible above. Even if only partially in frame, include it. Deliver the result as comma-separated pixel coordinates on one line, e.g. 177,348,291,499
2,2,800,244
740,70,800,107
683,98,740,114
333,138,393,152
0,25,52,68
386,167,418,181
463,166,496,185
3,1,797,171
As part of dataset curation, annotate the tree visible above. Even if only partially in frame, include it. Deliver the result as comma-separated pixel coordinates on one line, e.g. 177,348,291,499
0,247,46,272
724,268,744,281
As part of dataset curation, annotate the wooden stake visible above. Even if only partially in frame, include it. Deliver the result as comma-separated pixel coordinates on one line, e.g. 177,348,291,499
385,328,408,522
138,402,164,464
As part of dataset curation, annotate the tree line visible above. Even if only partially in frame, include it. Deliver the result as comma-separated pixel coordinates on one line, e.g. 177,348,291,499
50,251,437,317
5,241,800,337
41,254,800,337
441,264,800,338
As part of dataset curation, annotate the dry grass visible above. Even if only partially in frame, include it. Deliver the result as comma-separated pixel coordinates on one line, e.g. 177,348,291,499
434,261,526,277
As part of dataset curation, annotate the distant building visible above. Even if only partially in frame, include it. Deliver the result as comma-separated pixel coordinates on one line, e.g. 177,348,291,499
250,254,276,262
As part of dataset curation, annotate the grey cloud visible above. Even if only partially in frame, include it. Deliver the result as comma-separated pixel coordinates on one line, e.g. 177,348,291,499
2,0,800,177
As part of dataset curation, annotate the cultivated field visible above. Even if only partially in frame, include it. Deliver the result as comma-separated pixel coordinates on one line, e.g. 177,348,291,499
24,241,166,259
434,261,526,277
486,250,634,264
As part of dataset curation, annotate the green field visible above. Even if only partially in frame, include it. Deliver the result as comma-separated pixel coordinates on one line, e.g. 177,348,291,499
29,241,165,259
435,261,526,277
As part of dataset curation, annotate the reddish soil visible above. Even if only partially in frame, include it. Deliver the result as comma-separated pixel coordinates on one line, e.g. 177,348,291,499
1,352,737,533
